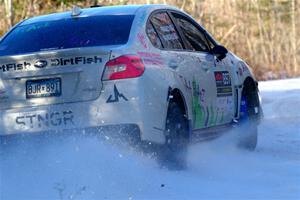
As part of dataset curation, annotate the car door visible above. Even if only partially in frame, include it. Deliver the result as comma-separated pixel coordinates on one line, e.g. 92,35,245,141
172,12,236,126
212,52,236,125
202,27,237,124
169,11,219,129
148,11,214,130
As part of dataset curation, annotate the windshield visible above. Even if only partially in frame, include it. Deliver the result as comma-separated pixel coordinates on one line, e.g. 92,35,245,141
0,15,134,56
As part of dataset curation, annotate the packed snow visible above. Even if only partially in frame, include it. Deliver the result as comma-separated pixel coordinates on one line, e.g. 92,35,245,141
1,78,299,200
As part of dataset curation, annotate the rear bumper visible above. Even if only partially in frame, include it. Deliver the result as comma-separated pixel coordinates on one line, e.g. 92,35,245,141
0,80,166,144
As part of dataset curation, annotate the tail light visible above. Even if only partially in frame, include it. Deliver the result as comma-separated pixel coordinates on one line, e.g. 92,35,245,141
102,55,145,81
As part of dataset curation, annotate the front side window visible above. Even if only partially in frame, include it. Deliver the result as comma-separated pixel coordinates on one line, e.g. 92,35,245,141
0,15,134,56
150,12,183,50
172,13,209,52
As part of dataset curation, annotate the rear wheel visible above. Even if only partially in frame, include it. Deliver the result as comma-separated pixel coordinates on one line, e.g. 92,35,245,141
157,101,189,170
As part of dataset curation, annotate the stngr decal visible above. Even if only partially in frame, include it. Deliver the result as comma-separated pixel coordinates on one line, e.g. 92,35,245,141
16,110,74,128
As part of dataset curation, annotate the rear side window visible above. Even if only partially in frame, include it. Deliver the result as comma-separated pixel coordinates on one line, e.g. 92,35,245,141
150,12,183,50
146,22,163,48
172,13,209,52
0,15,134,56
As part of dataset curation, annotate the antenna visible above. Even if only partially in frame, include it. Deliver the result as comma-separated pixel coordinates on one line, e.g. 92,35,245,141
71,5,82,17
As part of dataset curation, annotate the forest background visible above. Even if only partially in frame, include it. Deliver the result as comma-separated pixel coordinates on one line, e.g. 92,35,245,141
1,0,299,80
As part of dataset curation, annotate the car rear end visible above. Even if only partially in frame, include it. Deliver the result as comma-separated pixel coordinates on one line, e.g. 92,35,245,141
0,8,158,142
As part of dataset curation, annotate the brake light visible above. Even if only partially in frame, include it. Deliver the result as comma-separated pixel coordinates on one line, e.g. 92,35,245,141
102,55,145,80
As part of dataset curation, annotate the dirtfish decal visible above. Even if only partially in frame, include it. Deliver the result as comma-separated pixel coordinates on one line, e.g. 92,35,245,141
0,62,31,72
0,56,102,73
51,56,102,66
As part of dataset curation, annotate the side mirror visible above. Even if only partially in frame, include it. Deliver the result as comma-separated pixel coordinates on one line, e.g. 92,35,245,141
211,45,228,60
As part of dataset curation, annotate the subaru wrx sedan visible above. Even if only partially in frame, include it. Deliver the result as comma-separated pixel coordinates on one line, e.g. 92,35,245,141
0,5,262,166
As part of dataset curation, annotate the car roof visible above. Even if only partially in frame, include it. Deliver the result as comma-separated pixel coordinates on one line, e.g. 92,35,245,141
20,4,177,26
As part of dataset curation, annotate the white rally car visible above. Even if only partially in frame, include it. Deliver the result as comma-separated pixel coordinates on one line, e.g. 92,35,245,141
0,5,262,166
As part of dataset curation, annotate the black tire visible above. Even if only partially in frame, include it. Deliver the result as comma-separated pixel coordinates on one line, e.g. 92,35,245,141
238,88,260,151
157,101,189,170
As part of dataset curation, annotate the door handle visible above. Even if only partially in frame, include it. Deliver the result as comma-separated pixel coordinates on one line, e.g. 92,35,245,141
168,61,178,69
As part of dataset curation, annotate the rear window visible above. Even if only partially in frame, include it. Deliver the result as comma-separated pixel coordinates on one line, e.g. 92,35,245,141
0,15,134,56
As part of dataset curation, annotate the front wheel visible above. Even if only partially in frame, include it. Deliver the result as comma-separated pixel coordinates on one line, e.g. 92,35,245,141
237,90,260,151
157,101,189,170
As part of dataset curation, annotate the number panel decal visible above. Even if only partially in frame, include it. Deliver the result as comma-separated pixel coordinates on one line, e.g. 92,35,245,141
214,71,233,97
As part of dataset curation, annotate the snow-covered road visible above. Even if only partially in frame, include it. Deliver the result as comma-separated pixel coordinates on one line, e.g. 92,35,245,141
1,78,300,200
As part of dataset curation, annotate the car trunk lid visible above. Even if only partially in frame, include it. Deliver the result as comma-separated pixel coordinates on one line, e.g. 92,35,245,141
0,47,111,110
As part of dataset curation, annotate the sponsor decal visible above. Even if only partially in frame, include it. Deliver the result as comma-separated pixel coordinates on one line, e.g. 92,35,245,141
192,78,209,128
50,56,102,67
137,32,148,49
137,51,163,65
162,33,179,41
160,25,175,32
192,77,226,129
106,84,128,103
16,110,74,129
0,62,31,72
214,71,233,97
0,56,102,73
217,87,232,94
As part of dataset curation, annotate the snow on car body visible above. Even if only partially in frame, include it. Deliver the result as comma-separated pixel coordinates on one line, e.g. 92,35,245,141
0,5,262,148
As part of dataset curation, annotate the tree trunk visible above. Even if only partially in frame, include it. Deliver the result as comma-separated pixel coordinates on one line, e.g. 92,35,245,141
4,0,14,28
291,0,298,74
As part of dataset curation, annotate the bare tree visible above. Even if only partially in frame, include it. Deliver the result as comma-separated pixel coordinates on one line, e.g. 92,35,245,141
291,0,297,74
4,0,14,28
